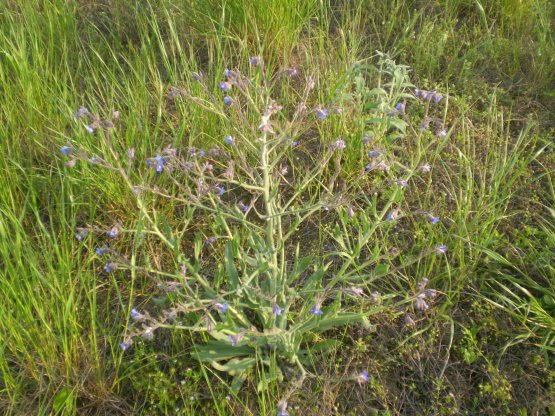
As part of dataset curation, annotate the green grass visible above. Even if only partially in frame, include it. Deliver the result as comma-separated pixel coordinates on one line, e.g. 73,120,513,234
0,0,554,414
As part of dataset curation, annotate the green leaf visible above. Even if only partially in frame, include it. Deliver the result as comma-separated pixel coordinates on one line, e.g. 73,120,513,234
52,388,74,414
212,357,256,375
257,366,283,392
309,339,343,353
225,241,239,290
192,340,253,362
375,264,389,276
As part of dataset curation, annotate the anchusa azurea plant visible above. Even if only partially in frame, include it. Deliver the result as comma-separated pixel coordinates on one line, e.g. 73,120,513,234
64,53,450,411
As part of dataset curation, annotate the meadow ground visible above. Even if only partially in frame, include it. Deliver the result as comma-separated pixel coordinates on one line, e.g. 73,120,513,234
0,1,554,415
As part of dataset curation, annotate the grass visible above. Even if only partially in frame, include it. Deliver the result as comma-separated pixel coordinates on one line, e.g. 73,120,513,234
0,0,554,414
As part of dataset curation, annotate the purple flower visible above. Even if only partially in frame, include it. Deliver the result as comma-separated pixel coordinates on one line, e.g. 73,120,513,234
74,107,89,119
75,228,89,241
386,210,399,221
362,136,370,145
218,81,232,92
395,102,406,113
215,186,225,196
314,107,328,120
396,179,408,188
418,163,431,173
120,340,132,351
437,129,447,138
61,146,72,155
224,135,234,145
420,90,431,101
107,226,119,238
285,67,298,77
191,71,203,82
205,236,217,246
414,294,429,311
104,261,117,273
95,246,109,256
249,56,261,65
223,96,233,106
223,68,231,77
291,141,299,148
356,370,370,384
348,206,355,218
434,244,448,254
368,149,381,158
432,92,444,103
228,332,245,346
84,124,95,134
272,304,285,316
420,123,428,131
277,401,289,416
216,302,228,314
310,305,323,316
427,214,440,225
334,139,346,150
414,89,421,98
131,308,145,321
238,201,249,213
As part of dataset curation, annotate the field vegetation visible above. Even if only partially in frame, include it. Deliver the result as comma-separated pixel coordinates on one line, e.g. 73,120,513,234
0,0,554,414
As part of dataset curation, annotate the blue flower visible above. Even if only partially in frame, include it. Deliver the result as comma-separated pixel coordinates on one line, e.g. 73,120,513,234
223,68,231,77
434,244,448,254
368,149,381,158
61,146,72,155
395,102,406,113
218,81,232,92
85,124,95,134
75,228,89,241
432,92,444,103
238,201,249,213
216,302,228,314
224,135,234,145
427,215,440,225
74,107,89,119
223,96,233,106
130,308,140,320
272,304,285,316
95,246,109,256
107,226,119,238
216,186,225,196
120,341,131,351
291,141,299,148
249,56,261,65
315,108,328,120
386,210,399,221
104,261,117,273
310,305,323,316
334,139,346,150
356,370,370,384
